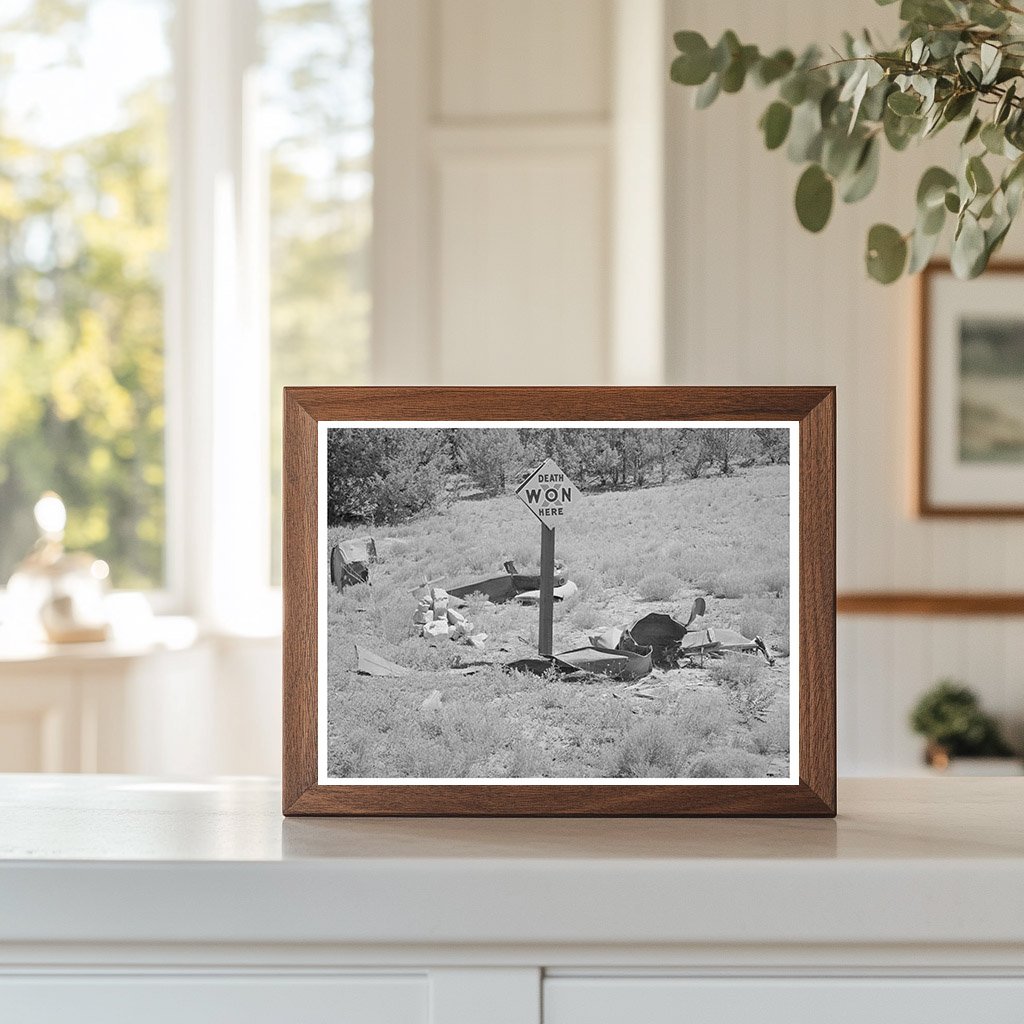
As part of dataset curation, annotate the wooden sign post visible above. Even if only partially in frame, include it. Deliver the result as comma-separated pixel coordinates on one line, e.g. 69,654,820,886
515,459,579,657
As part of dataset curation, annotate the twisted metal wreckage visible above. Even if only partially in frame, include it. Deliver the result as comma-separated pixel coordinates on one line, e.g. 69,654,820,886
330,540,775,682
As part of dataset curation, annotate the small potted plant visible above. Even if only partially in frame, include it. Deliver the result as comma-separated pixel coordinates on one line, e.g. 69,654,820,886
909,680,1020,773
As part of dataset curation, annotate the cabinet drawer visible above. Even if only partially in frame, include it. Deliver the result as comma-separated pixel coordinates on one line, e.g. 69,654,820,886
0,974,427,1024
544,977,1024,1024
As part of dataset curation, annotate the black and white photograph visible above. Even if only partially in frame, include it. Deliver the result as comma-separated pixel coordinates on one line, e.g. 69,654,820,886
318,423,797,784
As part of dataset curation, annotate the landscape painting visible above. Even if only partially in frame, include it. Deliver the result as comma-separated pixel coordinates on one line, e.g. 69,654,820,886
959,317,1024,463
319,423,797,784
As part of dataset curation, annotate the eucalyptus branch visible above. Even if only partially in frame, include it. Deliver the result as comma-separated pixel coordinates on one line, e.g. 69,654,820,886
670,0,1024,283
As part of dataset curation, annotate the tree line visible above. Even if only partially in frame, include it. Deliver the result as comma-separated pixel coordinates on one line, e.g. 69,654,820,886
327,427,788,526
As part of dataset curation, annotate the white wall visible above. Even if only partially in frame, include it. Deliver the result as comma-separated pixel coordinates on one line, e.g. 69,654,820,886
665,0,1024,771
373,0,665,386
168,0,1024,779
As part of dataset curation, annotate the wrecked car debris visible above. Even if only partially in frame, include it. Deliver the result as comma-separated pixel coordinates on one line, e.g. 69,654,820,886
514,579,579,604
628,598,774,667
330,536,378,590
449,560,577,606
554,644,652,681
354,644,410,677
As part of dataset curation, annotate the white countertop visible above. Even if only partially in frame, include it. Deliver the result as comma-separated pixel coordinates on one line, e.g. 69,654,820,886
2,776,1022,951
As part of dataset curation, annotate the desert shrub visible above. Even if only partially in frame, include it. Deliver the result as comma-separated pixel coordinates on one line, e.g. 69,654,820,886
686,747,770,778
636,571,682,602
374,591,416,645
707,654,764,691
540,683,570,710
755,566,790,596
567,601,602,630
612,719,686,777
730,681,778,726
328,726,379,777
708,655,778,725
734,594,788,641
508,742,546,777
750,705,790,755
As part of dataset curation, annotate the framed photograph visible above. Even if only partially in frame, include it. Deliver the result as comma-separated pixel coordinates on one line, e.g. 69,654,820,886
918,261,1024,516
283,387,835,816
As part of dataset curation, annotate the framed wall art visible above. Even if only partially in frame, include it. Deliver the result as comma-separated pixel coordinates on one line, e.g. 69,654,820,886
282,387,835,816
918,261,1024,517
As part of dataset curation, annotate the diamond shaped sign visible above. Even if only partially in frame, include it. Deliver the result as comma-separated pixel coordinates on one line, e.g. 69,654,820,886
515,459,579,527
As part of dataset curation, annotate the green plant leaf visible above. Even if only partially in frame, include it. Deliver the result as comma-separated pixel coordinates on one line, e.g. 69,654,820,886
694,73,721,109
866,223,907,283
908,221,942,273
917,166,957,210
760,101,792,150
981,122,1005,155
944,190,961,213
779,74,807,106
721,44,759,92
822,128,863,178
888,90,921,115
952,212,987,278
970,2,1009,29
753,49,795,87
671,32,713,86
967,154,995,196
710,30,740,73
996,82,1017,125
962,115,983,145
787,101,823,162
795,164,834,232
980,41,1002,86
842,136,880,203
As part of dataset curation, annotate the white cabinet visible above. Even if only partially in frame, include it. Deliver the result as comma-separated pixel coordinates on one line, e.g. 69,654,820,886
0,975,428,1024
2,778,1023,1024
544,977,1024,1024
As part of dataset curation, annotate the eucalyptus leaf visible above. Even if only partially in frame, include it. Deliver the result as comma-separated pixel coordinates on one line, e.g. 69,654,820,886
760,101,793,150
842,137,881,203
888,90,921,115
908,221,943,273
866,223,908,283
967,154,995,195
694,73,721,109
754,49,795,87
952,211,987,278
795,164,834,232
710,31,740,73
962,115,983,145
981,121,1006,155
980,42,1003,86
917,166,957,210
779,74,807,106
671,4,1024,284
970,2,1009,29
787,101,823,162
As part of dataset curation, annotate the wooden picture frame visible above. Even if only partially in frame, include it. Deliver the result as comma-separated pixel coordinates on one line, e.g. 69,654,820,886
917,260,1024,517
283,387,836,816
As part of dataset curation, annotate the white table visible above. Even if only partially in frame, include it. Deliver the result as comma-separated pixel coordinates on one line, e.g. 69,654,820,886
1,776,1022,1023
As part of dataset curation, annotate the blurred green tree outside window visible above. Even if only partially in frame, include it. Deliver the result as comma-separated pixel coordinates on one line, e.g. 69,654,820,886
0,0,171,589
263,0,372,583
0,0,372,593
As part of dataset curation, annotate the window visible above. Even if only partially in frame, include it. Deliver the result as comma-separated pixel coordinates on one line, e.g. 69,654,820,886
0,0,373,614
0,0,172,589
261,0,373,581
